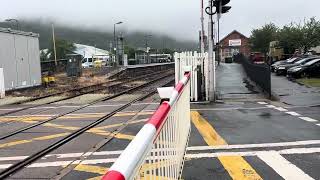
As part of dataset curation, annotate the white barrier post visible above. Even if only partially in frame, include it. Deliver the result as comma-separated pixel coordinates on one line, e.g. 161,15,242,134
102,72,191,180
0,68,5,99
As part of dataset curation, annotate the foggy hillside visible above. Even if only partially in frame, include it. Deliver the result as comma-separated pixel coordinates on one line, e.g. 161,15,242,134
0,19,198,51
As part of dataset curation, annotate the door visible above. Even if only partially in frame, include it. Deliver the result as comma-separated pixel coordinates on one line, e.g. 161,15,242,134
15,35,31,87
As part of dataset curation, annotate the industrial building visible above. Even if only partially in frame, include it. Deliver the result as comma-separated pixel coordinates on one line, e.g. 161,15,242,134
0,28,41,91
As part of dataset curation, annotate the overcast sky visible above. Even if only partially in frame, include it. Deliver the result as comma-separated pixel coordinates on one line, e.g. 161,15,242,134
1,0,319,41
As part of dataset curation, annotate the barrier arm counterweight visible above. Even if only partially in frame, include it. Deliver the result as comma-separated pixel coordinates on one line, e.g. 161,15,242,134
102,72,191,180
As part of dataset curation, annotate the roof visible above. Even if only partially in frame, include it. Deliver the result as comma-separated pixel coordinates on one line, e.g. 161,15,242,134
0,27,39,37
219,30,249,43
73,43,109,58
41,43,110,59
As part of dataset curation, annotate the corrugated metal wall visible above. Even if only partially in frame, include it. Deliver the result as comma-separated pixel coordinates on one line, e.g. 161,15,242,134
0,30,41,90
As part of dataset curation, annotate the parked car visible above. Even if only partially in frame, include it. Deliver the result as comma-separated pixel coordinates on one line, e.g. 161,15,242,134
271,57,302,72
81,58,93,68
287,58,320,78
250,52,265,63
274,56,319,75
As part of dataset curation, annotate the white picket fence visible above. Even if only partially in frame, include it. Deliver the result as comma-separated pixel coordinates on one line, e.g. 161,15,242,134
174,52,209,101
102,72,191,180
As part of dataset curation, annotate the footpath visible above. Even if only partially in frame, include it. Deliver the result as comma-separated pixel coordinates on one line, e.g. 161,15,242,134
272,74,320,106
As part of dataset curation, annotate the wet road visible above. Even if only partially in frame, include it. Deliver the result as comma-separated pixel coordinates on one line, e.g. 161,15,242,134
183,63,320,180
0,63,319,179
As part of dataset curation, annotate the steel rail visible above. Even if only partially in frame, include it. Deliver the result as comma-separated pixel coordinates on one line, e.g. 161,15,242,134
53,79,175,179
0,76,174,179
0,73,173,140
0,70,172,117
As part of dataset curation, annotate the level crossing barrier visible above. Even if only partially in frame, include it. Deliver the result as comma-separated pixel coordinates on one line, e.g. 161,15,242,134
174,52,208,101
102,72,191,180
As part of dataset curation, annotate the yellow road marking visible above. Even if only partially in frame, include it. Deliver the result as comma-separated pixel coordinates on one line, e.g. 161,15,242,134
0,133,69,148
190,111,262,180
191,111,226,145
0,112,149,148
87,176,103,180
94,118,148,130
0,111,154,122
74,164,108,175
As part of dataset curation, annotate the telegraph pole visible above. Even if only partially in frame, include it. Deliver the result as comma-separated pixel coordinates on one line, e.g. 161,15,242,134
51,23,57,67
206,0,216,101
200,0,205,53
205,0,231,101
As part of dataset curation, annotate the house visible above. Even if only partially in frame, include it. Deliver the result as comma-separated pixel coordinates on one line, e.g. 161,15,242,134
219,30,251,61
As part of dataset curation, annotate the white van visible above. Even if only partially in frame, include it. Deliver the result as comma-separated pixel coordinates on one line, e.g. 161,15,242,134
82,58,93,68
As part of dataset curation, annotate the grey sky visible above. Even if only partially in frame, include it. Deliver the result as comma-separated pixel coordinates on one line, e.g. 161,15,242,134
1,0,319,41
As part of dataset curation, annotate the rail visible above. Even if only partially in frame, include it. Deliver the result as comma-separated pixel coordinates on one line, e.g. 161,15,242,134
0,75,174,179
102,72,191,180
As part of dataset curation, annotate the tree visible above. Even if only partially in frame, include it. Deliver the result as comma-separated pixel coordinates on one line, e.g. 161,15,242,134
48,39,75,59
250,23,278,54
161,48,174,54
300,17,320,52
277,18,320,54
277,23,304,54
124,45,136,59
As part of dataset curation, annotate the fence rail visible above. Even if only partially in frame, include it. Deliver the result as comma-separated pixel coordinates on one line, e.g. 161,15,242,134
235,54,271,98
102,72,191,180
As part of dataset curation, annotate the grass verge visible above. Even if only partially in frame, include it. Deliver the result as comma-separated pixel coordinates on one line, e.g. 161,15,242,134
296,78,320,87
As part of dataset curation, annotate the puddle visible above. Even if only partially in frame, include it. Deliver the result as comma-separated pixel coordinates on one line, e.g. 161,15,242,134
259,112,271,118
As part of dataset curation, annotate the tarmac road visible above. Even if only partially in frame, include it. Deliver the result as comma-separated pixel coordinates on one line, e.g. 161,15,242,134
183,63,320,180
0,63,319,179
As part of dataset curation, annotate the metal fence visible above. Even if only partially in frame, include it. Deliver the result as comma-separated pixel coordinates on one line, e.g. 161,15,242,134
102,72,191,180
40,59,68,72
235,54,271,98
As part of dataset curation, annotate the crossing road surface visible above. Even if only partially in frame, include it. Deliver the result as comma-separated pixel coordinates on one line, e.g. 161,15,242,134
181,63,320,180
184,101,320,180
0,63,319,179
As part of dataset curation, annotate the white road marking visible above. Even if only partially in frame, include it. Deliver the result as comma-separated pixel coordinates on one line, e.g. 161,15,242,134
186,140,320,151
185,147,320,158
317,124,320,126
266,105,276,108
0,148,319,170
0,150,125,162
0,158,118,169
273,107,288,112
1,140,320,162
258,102,268,105
191,107,271,111
299,117,318,122
285,111,301,116
257,151,314,180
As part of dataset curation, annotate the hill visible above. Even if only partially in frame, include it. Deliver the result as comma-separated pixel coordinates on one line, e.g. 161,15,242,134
0,19,197,51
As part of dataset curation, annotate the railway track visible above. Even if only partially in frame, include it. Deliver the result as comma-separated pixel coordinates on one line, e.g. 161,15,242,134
0,69,173,117
0,74,174,179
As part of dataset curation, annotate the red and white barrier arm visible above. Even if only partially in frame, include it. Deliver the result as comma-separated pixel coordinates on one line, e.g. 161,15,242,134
102,72,191,180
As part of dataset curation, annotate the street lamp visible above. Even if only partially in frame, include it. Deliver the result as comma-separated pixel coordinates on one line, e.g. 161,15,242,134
113,21,123,65
145,35,152,64
5,19,20,30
